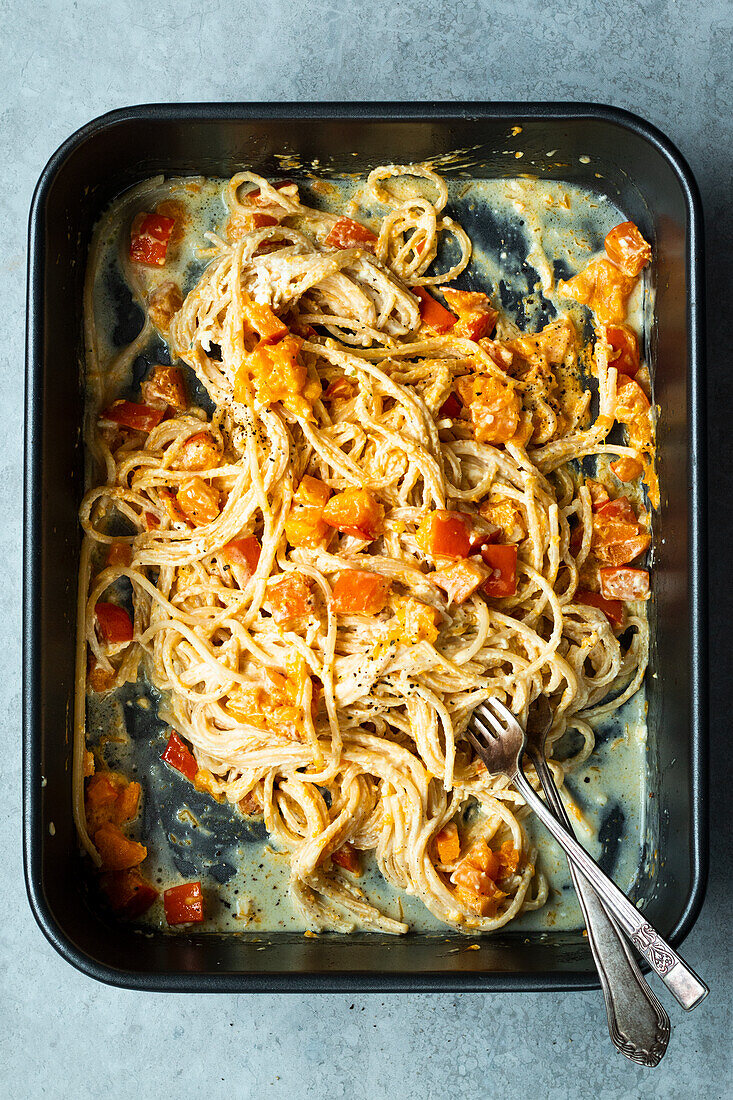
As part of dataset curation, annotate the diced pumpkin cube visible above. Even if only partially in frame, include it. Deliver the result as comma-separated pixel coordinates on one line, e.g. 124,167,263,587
325,217,377,251
603,324,640,377
95,602,133,645
100,868,158,918
239,290,288,344
604,221,652,278
414,287,457,333
454,373,521,445
478,497,526,543
285,476,332,548
94,821,147,870
440,287,498,341
599,566,650,601
416,510,471,560
480,544,518,597
434,822,461,864
331,570,392,615
164,881,205,924
610,455,644,482
176,431,223,471
146,284,183,335
236,334,318,420
431,560,490,604
220,536,261,583
394,597,441,643
176,477,221,525
558,259,636,324
269,573,314,624
331,842,362,874
322,488,384,541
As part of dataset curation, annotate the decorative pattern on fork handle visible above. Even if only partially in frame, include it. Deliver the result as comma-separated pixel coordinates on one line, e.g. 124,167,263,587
630,924,679,975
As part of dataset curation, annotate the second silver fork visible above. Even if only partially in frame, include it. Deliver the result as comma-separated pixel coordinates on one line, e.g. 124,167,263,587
466,696,708,1016
524,697,670,1066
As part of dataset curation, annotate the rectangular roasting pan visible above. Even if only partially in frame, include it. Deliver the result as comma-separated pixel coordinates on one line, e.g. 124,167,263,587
24,103,707,992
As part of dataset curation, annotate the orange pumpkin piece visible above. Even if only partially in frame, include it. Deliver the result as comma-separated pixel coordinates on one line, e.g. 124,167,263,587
434,821,461,864
164,881,204,924
141,364,187,409
439,392,463,419
604,221,652,278
599,565,650,601
325,217,377,251
592,516,650,566
85,772,141,832
454,372,521,444
595,495,638,524
100,868,158,918
478,497,526,543
322,488,384,541
87,658,117,693
146,283,183,335
323,376,357,402
239,290,288,344
450,838,514,915
237,334,319,420
220,536,261,583
431,560,490,605
615,374,650,420
129,212,175,266
610,455,644,482
176,431,223,471
105,541,133,568
481,544,518,597
394,597,442,643
94,821,147,870
294,476,331,510
413,286,457,334
440,287,498,341
269,573,314,624
603,324,640,377
586,480,611,510
331,842,362,875
285,476,332,548
458,886,506,916
416,510,471,559
464,837,501,879
496,841,520,877
99,400,165,433
451,860,497,897
95,602,134,645
508,317,576,366
558,258,636,324
331,570,392,615
176,477,220,525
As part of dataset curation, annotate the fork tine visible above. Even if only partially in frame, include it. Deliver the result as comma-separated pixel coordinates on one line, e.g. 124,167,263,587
474,702,507,739
469,712,497,745
483,696,518,727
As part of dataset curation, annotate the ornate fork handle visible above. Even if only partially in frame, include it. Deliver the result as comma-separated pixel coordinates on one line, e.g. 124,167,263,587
528,750,670,1065
513,770,708,1012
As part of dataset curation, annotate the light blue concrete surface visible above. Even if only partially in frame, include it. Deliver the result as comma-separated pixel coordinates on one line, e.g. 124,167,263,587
1,2,731,1097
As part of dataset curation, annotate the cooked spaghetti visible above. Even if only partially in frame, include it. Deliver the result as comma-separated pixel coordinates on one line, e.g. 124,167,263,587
76,166,655,933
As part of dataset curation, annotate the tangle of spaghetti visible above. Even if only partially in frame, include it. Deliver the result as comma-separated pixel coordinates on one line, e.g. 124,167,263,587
76,165,653,933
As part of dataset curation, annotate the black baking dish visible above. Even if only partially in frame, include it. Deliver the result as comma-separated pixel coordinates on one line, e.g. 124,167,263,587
24,103,707,992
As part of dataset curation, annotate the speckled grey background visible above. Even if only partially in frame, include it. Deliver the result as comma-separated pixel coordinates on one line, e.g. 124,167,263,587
2,1,731,1096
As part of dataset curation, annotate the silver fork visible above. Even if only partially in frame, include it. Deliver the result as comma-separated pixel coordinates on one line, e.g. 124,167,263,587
525,697,670,1065
466,697,708,1012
